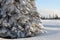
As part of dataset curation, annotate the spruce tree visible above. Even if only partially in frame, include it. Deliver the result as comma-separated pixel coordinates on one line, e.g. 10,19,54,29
0,0,43,38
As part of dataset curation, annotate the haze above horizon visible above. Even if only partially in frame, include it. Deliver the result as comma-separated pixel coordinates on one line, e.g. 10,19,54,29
36,0,60,17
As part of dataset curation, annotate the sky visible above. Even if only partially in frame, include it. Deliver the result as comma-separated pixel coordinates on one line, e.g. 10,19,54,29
36,0,60,17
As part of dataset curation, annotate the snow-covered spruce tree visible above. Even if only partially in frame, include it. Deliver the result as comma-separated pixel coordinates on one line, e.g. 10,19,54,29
0,0,43,39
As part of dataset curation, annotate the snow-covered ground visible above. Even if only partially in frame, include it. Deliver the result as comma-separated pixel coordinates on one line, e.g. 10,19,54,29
42,20,60,28
0,20,60,40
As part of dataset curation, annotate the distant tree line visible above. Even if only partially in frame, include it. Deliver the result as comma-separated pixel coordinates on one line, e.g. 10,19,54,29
41,14,60,20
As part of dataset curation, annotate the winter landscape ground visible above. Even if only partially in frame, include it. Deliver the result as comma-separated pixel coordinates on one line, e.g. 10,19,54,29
0,20,60,40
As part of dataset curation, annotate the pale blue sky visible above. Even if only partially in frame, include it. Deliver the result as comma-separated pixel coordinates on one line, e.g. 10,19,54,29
36,0,60,17
36,0,60,10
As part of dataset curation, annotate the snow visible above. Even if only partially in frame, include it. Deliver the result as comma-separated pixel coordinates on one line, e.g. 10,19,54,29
42,20,60,27
0,20,60,40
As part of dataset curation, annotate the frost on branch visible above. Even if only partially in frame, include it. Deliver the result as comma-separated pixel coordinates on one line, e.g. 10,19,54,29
0,0,43,39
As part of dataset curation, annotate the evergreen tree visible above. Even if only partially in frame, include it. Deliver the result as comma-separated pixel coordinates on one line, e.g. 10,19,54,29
0,0,42,38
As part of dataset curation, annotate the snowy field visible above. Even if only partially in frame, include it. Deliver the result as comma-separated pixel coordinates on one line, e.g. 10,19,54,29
0,20,60,40
42,20,60,28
